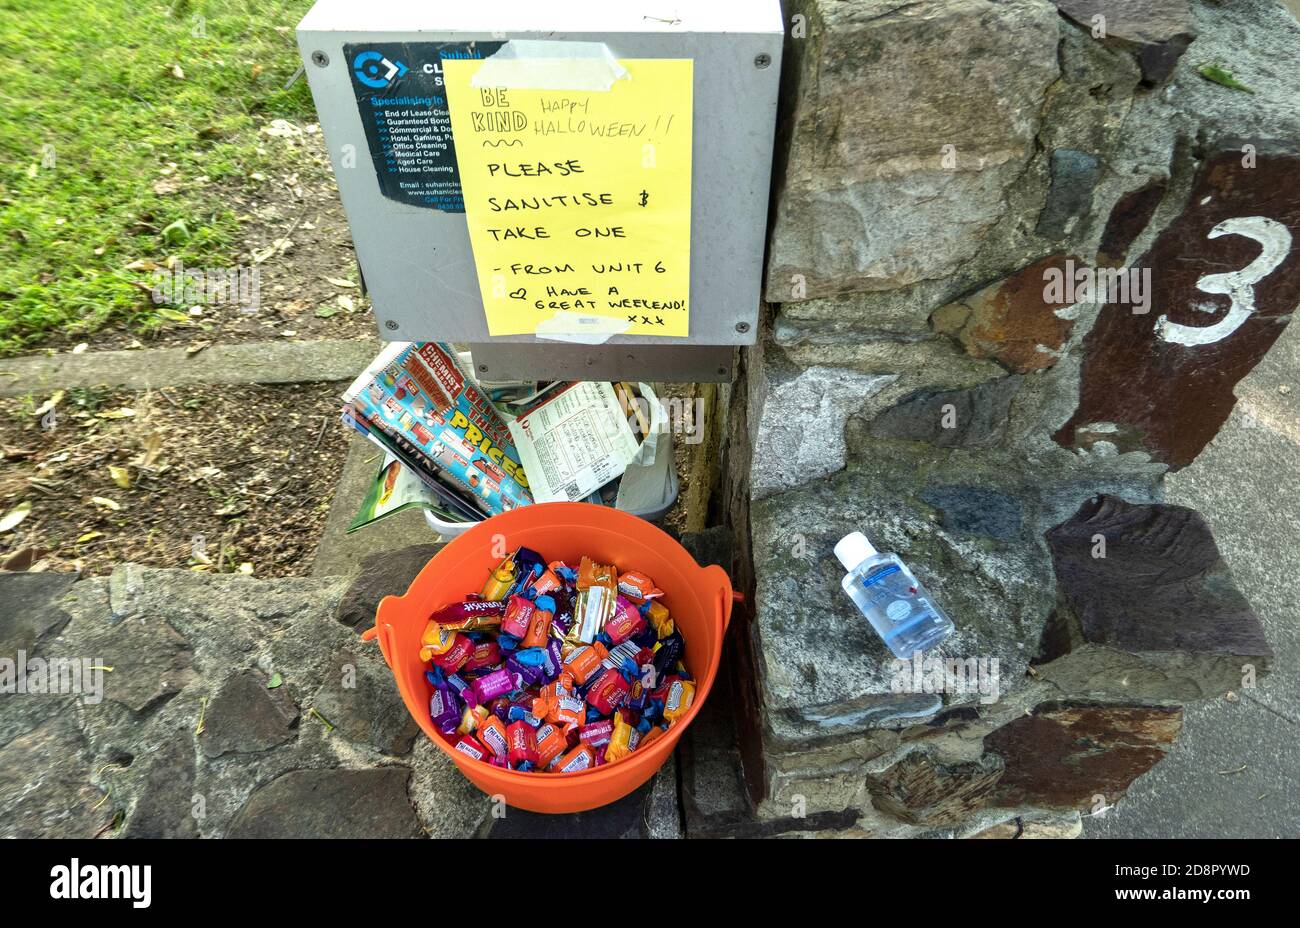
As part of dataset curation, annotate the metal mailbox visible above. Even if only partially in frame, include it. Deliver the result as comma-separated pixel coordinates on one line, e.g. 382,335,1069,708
297,0,783,381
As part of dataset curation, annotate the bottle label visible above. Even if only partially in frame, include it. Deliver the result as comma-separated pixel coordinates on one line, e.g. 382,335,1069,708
885,600,912,623
861,564,900,587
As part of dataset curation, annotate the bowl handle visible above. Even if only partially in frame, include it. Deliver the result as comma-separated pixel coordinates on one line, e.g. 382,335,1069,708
362,594,403,670
699,564,734,637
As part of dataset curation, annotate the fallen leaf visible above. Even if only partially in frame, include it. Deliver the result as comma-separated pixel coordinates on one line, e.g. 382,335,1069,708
337,294,355,313
170,63,185,80
125,259,160,271
238,562,254,575
280,330,297,338
325,276,356,289
97,407,136,420
186,341,210,357
252,238,293,263
136,433,164,468
156,307,190,323
267,672,283,689
1198,63,1254,93
0,501,32,533
33,390,65,419
161,219,190,245
76,531,104,543
108,465,132,488
314,305,337,318
261,119,301,139
71,343,89,354
91,496,122,511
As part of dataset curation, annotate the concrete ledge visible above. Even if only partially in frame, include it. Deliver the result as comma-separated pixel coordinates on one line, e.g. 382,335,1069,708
0,338,379,397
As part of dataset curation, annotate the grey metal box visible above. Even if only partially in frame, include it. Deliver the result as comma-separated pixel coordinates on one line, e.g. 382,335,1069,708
296,1,782,357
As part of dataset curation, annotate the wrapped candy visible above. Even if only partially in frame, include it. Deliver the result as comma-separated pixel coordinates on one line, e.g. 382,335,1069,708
578,719,614,749
586,667,630,715
661,677,696,724
481,554,517,601
521,595,555,649
552,743,596,773
458,703,489,734
462,639,502,674
644,600,674,639
529,567,563,597
534,722,568,768
506,720,538,771
550,588,575,638
429,679,463,734
512,547,546,585
605,712,641,763
478,715,509,759
470,667,514,705
598,597,647,647
533,672,584,732
562,642,609,686
453,735,488,761
430,633,474,672
573,557,618,643
616,571,663,604
428,598,507,631
501,595,536,639
652,630,685,680
419,622,459,662
506,649,547,688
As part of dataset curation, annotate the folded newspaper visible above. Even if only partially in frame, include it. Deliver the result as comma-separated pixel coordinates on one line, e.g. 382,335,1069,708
342,343,532,519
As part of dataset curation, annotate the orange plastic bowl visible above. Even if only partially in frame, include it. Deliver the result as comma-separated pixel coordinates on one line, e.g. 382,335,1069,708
363,502,733,814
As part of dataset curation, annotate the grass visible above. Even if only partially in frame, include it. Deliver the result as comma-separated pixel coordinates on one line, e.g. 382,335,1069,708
0,0,316,356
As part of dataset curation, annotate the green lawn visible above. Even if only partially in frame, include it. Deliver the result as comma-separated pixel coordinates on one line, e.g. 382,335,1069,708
0,0,316,355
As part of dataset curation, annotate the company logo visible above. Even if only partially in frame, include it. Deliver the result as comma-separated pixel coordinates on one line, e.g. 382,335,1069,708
353,50,408,88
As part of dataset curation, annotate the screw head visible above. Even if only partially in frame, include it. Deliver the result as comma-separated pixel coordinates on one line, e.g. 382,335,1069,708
384,319,399,331
311,50,330,68
754,53,772,70
735,321,751,333
477,364,489,373
717,367,728,376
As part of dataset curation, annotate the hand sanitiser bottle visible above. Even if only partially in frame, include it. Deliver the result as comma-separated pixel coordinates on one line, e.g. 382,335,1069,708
835,532,954,659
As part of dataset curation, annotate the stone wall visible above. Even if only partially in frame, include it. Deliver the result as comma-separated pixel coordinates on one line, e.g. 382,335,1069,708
724,0,1293,836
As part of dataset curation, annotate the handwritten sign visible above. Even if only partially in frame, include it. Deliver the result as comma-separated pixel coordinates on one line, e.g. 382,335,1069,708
442,57,693,338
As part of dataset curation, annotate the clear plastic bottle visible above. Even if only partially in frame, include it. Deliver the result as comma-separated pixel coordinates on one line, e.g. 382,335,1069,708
834,532,954,659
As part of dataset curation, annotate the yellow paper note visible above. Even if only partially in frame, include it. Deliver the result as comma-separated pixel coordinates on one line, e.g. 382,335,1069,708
443,57,693,338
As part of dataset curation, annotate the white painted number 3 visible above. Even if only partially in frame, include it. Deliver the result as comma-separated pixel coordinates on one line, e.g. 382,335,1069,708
1156,216,1291,346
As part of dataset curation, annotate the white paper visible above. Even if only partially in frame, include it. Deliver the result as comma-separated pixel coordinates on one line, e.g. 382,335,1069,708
508,382,640,503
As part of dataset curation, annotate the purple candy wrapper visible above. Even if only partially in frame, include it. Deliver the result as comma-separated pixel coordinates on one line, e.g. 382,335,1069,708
471,667,514,704
429,685,463,734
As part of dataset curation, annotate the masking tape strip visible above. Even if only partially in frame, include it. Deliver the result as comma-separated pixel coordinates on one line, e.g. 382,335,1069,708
471,40,629,92
534,312,631,345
